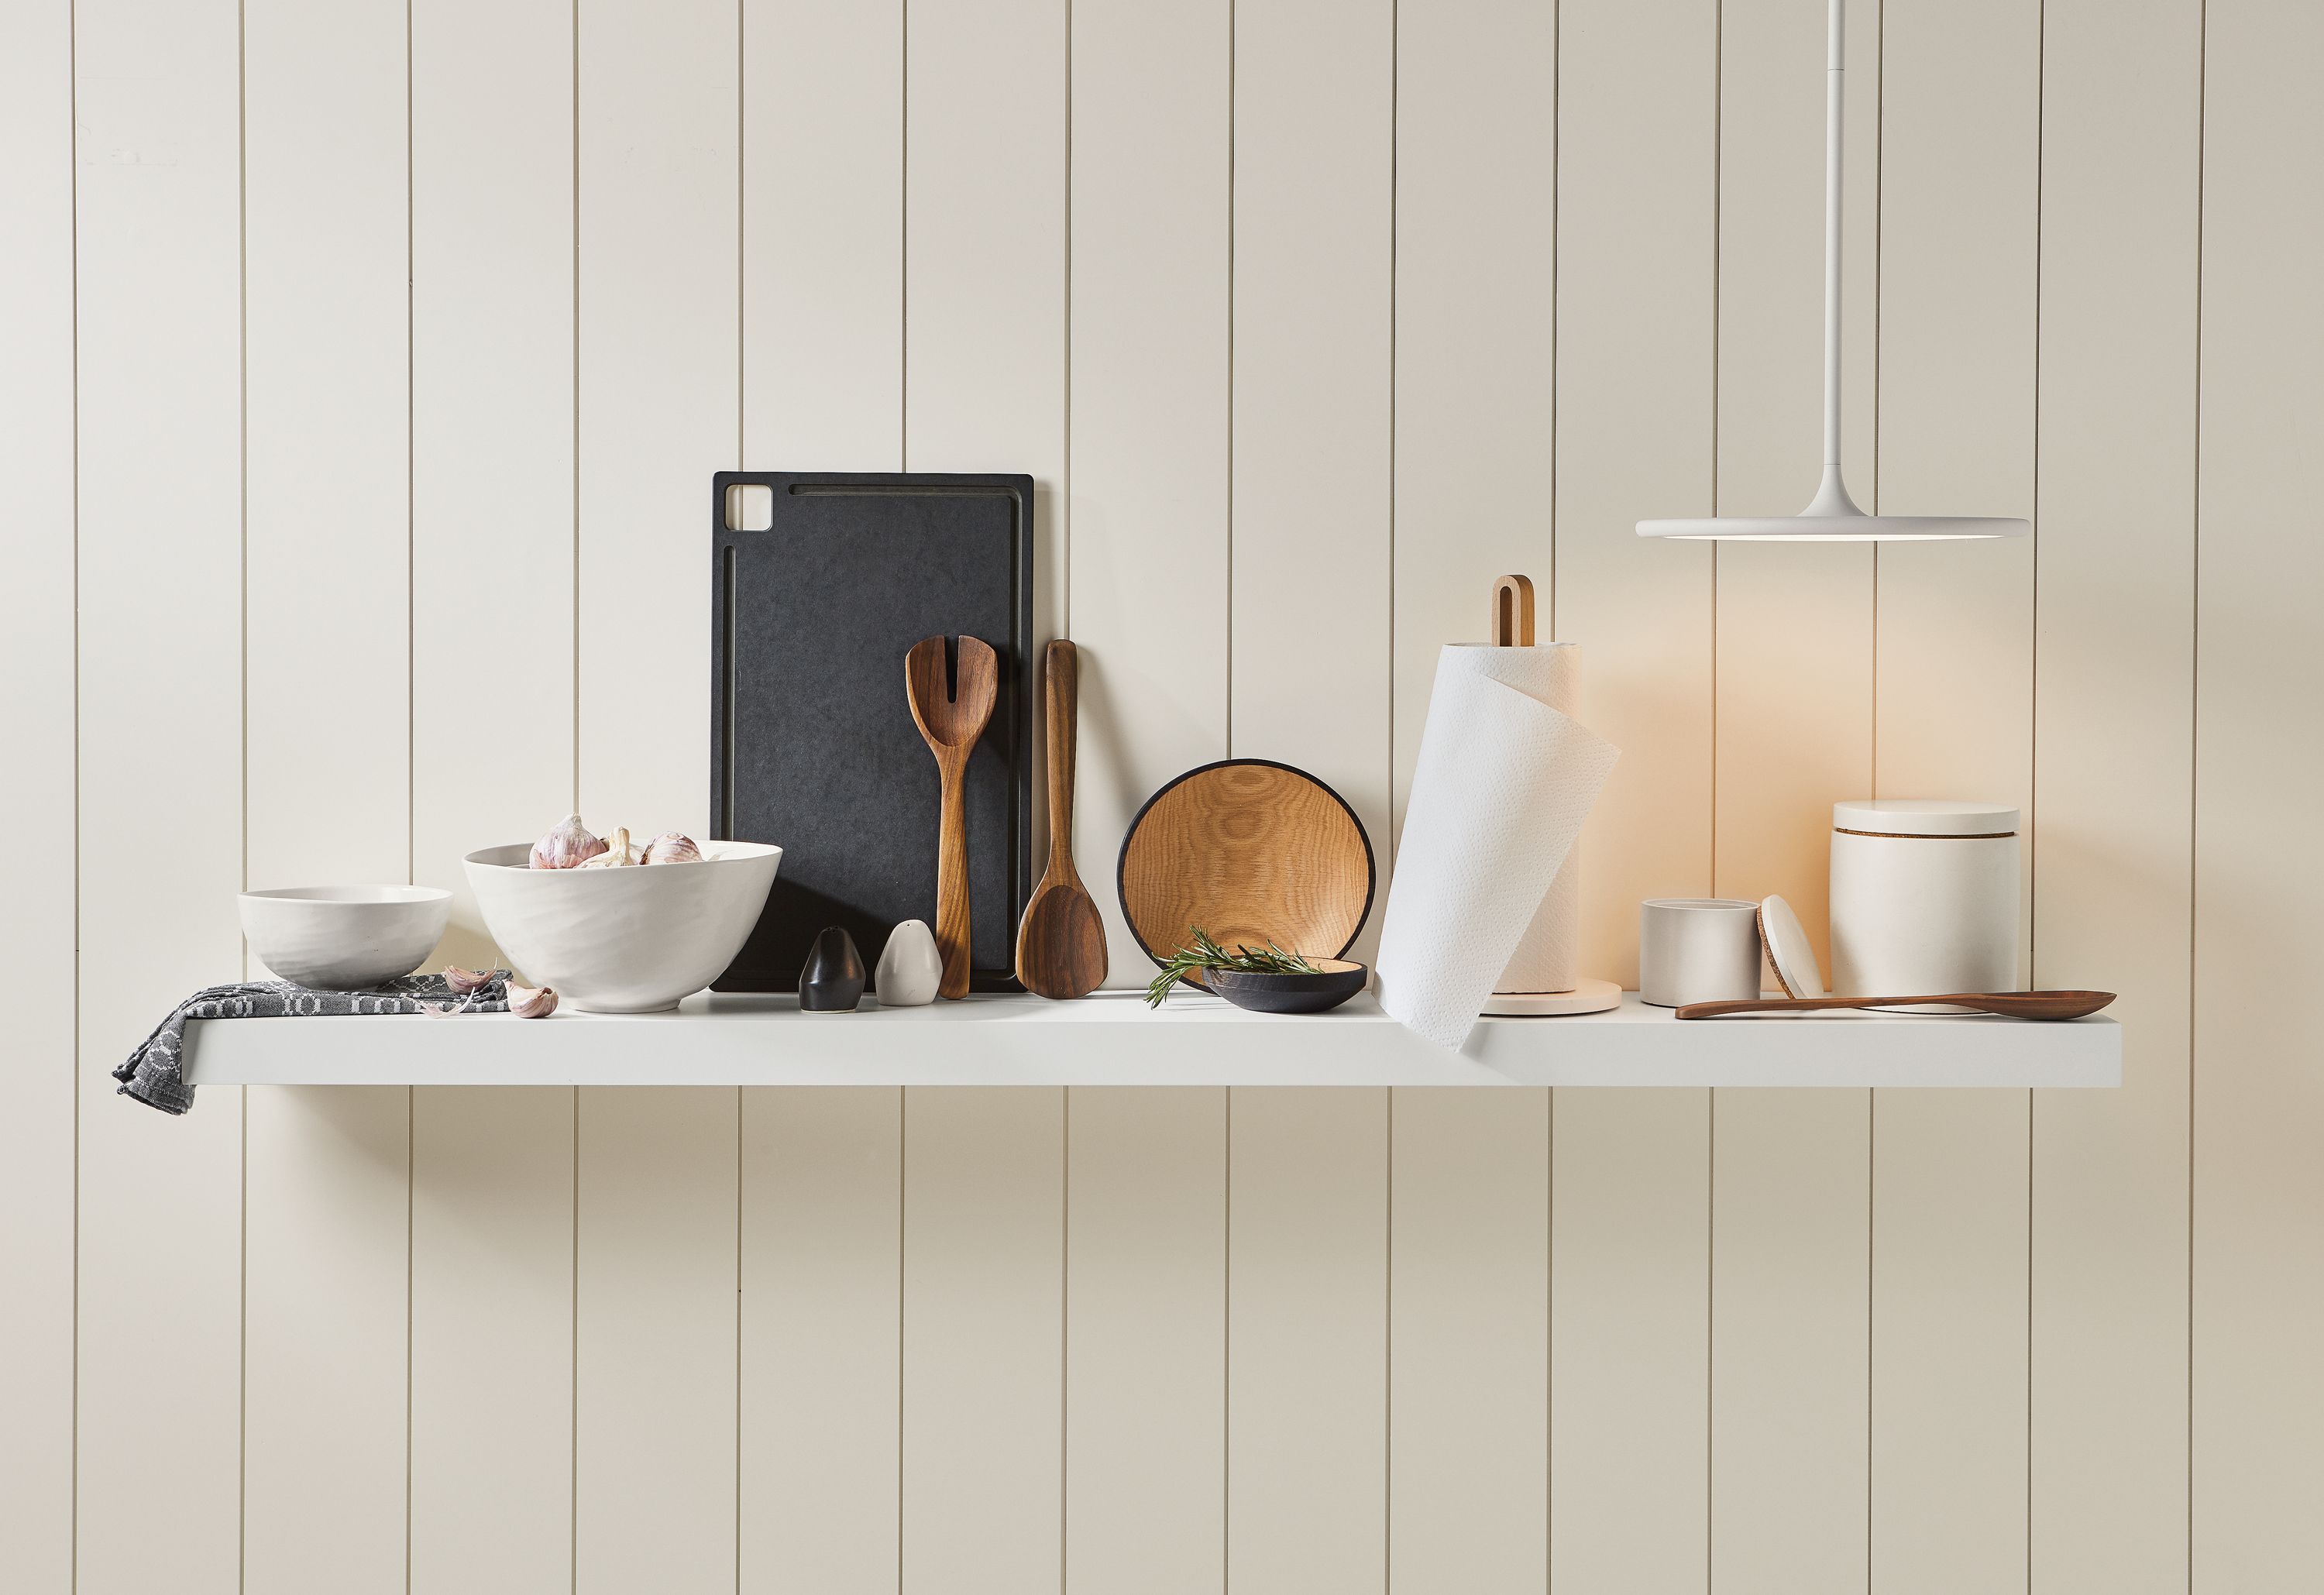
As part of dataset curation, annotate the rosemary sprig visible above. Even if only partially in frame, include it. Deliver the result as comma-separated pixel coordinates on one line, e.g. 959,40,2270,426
1144,927,1321,1007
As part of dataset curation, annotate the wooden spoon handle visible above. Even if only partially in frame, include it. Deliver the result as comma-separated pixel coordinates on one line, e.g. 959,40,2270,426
1676,993,2004,1019
1043,640,1078,875
935,757,971,1000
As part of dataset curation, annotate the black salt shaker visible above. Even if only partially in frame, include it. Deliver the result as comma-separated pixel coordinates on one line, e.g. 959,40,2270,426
798,926,867,1012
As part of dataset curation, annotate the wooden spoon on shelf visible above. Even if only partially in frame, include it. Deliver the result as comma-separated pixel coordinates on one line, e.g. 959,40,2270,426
1675,990,2116,1021
905,634,999,1000
1014,640,1108,999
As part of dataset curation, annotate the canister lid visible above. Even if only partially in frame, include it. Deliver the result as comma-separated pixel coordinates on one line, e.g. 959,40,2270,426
1832,799,2020,837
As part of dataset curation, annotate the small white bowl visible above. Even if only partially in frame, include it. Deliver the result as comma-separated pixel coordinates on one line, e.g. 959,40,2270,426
239,885,453,990
463,840,782,1013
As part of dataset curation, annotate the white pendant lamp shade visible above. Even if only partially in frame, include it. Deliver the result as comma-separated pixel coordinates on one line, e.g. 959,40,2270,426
1638,0,2027,543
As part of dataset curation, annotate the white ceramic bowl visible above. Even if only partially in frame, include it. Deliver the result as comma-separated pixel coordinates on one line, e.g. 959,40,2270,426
239,885,453,990
462,840,782,1013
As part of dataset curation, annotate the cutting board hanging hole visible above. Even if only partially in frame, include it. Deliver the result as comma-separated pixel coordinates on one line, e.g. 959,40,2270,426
724,483,774,532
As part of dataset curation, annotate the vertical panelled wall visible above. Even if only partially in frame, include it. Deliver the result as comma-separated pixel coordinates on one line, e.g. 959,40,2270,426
7,1,2313,1593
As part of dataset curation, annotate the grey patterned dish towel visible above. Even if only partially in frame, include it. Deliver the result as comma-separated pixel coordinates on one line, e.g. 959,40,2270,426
115,971,513,1116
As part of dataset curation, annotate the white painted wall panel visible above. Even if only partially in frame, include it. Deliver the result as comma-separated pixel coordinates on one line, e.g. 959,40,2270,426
1390,1090,1549,1594
1228,1088,1388,1595
2192,2,2324,1587
1066,1088,1227,1595
239,0,414,1583
740,1088,903,1595
410,1088,576,1595
0,5,80,1584
1552,1089,1710,1595
244,1088,411,1595
243,0,410,901
575,1090,738,1595
743,0,902,469
2032,2,2202,1590
901,1088,1064,1595
71,1,247,1588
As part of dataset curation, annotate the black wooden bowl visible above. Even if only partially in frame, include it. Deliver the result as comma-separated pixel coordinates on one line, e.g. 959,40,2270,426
1204,959,1368,1016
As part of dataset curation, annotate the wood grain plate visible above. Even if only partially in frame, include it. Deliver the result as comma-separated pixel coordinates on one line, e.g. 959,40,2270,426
1116,760,1375,976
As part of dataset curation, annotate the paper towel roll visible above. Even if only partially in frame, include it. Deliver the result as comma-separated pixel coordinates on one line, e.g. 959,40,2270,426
1374,645,1618,1049
1490,644,1583,994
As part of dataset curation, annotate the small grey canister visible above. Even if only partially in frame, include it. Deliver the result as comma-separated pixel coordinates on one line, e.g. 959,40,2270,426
1638,899,1764,1007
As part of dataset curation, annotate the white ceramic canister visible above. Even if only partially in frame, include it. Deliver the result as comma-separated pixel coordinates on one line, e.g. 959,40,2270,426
1638,898,1765,1008
1828,799,2020,999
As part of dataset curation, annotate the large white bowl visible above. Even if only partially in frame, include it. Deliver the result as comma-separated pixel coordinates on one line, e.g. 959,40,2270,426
463,840,782,1013
239,885,453,990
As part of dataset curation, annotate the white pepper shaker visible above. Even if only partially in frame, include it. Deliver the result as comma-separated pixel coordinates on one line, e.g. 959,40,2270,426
1828,800,2020,1002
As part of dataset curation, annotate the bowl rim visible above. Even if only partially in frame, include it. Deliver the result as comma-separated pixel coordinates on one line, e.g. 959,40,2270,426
463,839,783,871
239,885,453,905
1205,958,1367,984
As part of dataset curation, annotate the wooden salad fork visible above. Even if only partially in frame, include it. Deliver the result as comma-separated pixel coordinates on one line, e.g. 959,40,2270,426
905,634,999,1000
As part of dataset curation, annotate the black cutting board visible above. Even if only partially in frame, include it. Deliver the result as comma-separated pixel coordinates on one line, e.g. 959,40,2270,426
710,471,1035,992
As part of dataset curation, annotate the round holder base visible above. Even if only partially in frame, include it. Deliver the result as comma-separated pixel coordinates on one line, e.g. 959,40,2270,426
1482,977,1622,1017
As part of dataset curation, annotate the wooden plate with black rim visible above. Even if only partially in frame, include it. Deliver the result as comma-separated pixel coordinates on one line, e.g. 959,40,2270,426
1116,759,1375,985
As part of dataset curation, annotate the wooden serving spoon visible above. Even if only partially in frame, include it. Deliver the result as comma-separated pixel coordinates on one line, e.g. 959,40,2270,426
1014,641,1109,999
1676,990,2116,1021
905,634,999,1000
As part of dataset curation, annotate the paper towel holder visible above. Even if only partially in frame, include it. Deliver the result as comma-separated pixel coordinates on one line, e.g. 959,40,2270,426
1491,573,1536,647
1480,572,1623,1018
1484,977,1624,1017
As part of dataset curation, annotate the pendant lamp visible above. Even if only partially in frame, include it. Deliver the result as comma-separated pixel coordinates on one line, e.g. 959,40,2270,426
1637,0,2027,542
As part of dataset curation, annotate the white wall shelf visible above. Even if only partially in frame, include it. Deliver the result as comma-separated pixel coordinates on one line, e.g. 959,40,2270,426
182,991,2120,1089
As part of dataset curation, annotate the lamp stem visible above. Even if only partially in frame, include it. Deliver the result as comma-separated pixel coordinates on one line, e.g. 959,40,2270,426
1823,0,1844,469
1805,0,1862,517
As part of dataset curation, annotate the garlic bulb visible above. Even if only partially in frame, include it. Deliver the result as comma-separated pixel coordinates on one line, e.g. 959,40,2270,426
642,831,703,865
442,964,494,997
578,827,641,868
531,814,607,870
508,983,559,1019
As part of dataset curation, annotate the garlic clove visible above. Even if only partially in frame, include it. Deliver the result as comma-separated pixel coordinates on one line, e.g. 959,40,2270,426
442,964,494,996
508,983,559,1019
577,826,641,868
642,831,703,865
531,814,607,869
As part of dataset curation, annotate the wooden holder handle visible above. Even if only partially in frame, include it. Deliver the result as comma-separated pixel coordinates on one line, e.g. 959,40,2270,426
1043,640,1078,879
934,755,972,999
1490,573,1536,647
